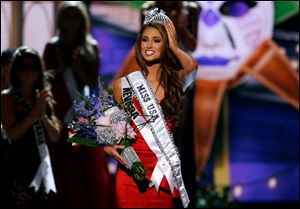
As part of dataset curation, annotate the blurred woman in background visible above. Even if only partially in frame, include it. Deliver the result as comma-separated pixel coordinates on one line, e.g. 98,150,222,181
1,46,61,208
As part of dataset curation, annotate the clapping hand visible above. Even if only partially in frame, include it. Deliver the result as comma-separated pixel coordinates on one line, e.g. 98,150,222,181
30,88,52,122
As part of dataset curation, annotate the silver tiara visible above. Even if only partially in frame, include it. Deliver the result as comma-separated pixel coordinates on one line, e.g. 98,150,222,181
143,8,169,25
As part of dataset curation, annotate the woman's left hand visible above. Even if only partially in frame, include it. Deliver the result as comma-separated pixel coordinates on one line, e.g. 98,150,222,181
164,19,179,51
31,89,52,121
104,145,128,169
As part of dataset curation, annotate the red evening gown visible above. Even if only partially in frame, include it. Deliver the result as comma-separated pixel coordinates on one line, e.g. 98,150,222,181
115,97,180,208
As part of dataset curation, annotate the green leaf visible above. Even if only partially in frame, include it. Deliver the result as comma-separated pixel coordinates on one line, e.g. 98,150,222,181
119,137,131,148
107,87,114,95
131,161,148,182
67,136,99,147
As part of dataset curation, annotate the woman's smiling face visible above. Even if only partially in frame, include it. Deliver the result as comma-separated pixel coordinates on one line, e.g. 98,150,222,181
140,26,163,62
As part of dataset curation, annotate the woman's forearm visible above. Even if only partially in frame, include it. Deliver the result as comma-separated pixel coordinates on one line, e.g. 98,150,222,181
42,115,62,143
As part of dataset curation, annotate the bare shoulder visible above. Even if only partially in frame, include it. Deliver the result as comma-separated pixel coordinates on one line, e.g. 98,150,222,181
44,37,59,55
1,90,15,111
45,36,59,47
89,37,99,49
1,89,14,98
90,38,99,46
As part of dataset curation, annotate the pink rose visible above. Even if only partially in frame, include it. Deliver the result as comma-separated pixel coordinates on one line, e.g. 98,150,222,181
113,121,126,140
96,115,111,126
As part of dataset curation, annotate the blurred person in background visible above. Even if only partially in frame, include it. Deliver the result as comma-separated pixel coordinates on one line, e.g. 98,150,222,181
1,48,16,91
43,1,115,208
1,48,16,163
1,46,61,208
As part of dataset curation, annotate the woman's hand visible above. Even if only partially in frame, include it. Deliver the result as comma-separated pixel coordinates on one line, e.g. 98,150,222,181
30,89,52,122
164,19,179,51
104,145,128,168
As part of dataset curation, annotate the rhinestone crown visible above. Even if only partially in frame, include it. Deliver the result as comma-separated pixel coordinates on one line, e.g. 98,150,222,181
143,8,169,25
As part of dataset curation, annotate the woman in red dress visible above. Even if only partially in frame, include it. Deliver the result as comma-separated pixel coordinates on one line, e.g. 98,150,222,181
106,8,198,208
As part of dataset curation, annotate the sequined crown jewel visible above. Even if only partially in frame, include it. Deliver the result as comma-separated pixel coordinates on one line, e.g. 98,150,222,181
143,8,169,25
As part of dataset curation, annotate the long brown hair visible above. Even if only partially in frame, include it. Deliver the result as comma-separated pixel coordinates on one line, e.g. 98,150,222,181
135,22,184,125
8,46,61,133
9,46,55,106
10,47,49,91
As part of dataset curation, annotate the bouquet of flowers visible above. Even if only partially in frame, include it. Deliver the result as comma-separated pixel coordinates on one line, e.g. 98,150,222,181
67,78,147,183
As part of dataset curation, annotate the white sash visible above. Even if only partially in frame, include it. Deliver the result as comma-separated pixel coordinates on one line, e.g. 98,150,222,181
13,89,57,194
122,71,190,208
63,67,90,123
63,66,79,124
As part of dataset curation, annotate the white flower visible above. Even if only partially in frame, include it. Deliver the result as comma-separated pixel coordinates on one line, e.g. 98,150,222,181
113,121,127,141
95,115,111,126
95,126,116,145
104,106,119,116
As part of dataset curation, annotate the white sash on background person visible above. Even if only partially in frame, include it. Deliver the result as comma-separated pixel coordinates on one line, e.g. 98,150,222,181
12,89,57,194
63,66,79,124
63,66,90,124
122,71,190,208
